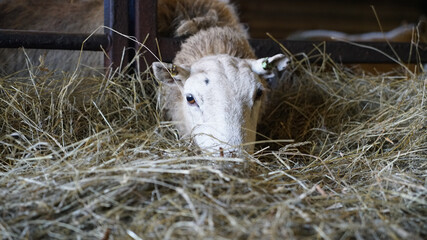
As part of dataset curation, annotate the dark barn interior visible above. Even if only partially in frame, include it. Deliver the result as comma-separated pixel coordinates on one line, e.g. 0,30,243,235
234,0,426,39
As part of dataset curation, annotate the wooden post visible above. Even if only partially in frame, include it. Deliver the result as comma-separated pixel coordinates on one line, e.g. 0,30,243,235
134,0,158,71
104,0,131,71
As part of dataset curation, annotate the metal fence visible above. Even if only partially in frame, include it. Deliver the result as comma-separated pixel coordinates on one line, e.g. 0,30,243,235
1,0,426,71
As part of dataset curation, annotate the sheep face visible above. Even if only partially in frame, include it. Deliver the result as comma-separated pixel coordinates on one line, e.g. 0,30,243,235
153,54,288,155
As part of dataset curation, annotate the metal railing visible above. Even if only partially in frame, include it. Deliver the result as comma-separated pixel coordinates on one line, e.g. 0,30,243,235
1,0,426,71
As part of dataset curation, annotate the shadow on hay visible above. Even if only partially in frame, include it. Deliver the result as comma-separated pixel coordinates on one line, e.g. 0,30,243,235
257,52,426,159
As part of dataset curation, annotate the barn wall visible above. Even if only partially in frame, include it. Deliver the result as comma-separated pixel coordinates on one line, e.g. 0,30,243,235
234,0,426,39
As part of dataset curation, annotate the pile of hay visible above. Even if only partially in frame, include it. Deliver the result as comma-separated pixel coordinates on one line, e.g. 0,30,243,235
1,50,426,239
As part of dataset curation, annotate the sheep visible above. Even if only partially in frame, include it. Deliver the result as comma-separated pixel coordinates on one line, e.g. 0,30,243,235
0,0,246,76
152,0,289,155
0,0,104,75
157,0,247,38
1,0,289,155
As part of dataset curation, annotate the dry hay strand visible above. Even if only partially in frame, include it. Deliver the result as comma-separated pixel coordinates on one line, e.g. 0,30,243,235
0,50,426,239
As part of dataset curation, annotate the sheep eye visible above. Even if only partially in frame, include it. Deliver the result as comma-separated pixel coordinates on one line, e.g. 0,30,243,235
255,88,263,100
186,94,196,105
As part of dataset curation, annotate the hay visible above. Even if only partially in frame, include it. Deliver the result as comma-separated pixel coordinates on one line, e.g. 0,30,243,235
0,49,426,239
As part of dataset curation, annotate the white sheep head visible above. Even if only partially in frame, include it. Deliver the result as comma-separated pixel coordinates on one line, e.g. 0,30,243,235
153,53,289,155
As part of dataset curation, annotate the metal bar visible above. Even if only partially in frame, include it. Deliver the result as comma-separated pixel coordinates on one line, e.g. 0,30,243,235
0,29,109,51
134,0,158,69
251,40,427,64
0,0,133,70
104,0,131,69
157,37,427,64
1,0,425,68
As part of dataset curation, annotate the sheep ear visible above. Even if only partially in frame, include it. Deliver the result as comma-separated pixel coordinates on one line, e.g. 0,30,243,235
249,54,289,79
152,62,190,85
